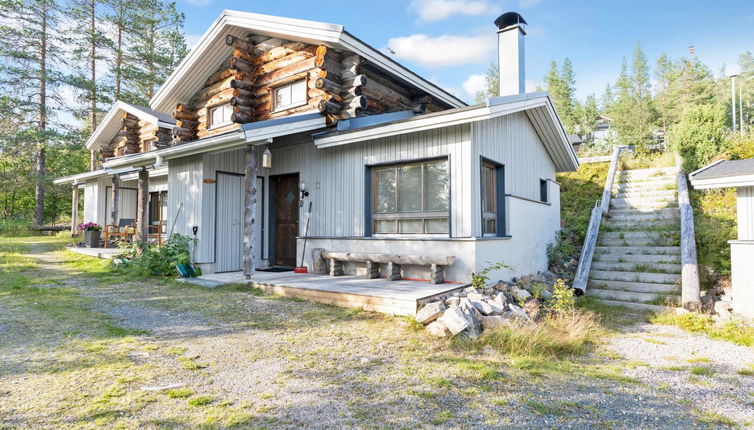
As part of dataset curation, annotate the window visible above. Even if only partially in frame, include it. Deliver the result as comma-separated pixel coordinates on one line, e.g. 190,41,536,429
371,159,449,234
540,179,548,203
481,162,497,235
273,80,307,111
208,104,232,129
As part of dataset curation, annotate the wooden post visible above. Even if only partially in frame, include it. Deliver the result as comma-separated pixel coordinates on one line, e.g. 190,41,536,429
136,168,149,247
676,155,701,310
600,146,622,215
110,175,119,225
572,202,603,294
70,184,79,236
243,147,258,278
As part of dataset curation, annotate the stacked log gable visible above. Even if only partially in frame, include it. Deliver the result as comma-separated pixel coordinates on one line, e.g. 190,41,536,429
100,112,172,160
171,33,452,145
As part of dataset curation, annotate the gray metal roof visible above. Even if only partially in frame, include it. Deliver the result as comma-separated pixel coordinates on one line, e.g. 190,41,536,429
128,104,176,125
691,159,754,180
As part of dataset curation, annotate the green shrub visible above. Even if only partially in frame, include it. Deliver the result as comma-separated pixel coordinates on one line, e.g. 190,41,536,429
668,104,726,172
118,234,193,277
549,279,576,313
691,188,736,285
0,218,32,236
471,261,512,290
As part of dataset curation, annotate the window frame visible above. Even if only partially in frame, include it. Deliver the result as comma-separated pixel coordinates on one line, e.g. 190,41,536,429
540,178,549,203
208,104,233,129
368,157,451,236
272,79,308,113
481,161,497,236
479,157,506,237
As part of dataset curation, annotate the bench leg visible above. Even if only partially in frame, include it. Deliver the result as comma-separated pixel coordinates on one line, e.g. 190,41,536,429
365,261,380,279
312,248,328,274
387,262,401,281
329,259,344,277
430,264,445,284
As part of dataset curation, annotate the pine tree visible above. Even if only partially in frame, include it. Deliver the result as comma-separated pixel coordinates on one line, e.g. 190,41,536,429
0,0,67,225
474,63,499,103
630,42,656,147
104,0,136,101
123,0,186,105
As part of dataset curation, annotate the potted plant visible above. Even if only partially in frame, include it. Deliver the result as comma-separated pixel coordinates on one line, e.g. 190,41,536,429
79,222,102,248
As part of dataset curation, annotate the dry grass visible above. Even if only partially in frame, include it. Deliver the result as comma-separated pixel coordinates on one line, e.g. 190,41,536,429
478,310,604,358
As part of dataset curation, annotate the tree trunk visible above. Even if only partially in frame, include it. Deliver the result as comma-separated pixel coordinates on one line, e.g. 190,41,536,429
88,0,97,171
34,0,48,227
114,1,123,100
70,185,79,236
243,147,258,278
136,168,149,248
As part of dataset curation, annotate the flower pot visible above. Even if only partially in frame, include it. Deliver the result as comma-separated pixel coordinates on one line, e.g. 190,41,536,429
84,230,101,248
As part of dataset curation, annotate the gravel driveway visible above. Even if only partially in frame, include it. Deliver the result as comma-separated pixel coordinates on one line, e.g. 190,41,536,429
1,239,751,429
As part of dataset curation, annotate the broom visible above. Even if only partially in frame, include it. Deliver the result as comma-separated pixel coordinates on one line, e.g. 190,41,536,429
295,200,313,273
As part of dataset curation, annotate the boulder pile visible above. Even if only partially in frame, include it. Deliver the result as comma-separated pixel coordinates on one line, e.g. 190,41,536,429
415,272,560,339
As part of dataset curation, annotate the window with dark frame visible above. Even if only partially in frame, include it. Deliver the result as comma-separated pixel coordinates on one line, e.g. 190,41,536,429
481,162,497,235
371,159,449,234
540,179,548,203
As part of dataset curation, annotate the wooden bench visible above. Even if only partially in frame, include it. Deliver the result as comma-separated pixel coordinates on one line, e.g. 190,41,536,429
313,249,455,284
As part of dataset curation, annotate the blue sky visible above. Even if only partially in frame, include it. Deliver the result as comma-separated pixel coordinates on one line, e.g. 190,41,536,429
181,0,754,104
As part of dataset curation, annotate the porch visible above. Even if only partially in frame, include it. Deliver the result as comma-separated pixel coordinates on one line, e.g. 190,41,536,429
186,271,468,316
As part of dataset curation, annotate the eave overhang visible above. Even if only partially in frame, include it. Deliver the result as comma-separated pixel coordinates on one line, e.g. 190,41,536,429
85,101,173,151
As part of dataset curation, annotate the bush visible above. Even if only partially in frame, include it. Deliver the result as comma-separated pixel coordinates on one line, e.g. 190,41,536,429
668,104,726,171
471,261,512,290
479,310,602,358
691,188,736,285
118,234,193,277
0,218,32,236
549,279,576,313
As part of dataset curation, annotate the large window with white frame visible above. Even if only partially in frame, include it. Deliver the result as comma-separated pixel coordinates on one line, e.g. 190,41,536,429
273,79,307,112
371,158,449,235
208,104,232,129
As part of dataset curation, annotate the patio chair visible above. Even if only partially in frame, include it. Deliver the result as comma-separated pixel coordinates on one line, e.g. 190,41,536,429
103,218,135,248
148,220,165,246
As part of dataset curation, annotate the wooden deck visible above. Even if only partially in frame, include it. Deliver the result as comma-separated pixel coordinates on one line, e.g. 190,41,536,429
194,271,468,316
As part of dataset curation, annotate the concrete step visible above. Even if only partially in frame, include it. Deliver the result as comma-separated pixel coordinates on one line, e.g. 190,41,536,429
594,245,681,256
610,200,678,211
614,189,677,199
607,207,678,217
598,237,679,247
602,220,679,230
591,261,681,274
606,212,679,222
599,231,677,240
592,253,681,264
612,195,677,205
587,287,680,304
616,167,677,179
613,181,676,192
589,270,680,285
591,298,679,313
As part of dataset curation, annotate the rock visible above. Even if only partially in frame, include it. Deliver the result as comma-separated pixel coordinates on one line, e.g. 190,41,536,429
415,301,446,325
438,305,470,336
483,288,495,296
493,292,507,307
508,303,529,319
426,320,450,337
523,299,541,320
495,281,508,292
509,286,531,302
569,258,578,267
467,292,486,302
484,299,505,315
463,286,477,295
445,296,460,306
714,300,732,318
539,289,553,300
470,299,495,316
480,315,511,330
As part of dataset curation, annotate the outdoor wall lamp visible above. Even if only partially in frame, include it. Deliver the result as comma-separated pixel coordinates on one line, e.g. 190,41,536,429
262,145,272,169
299,182,309,198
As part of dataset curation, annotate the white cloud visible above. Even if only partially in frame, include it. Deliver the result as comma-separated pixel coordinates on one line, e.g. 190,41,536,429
387,34,494,68
410,0,500,22
526,79,542,92
462,73,487,97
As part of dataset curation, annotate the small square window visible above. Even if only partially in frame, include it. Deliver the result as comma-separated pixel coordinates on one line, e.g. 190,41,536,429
209,104,232,129
273,80,307,111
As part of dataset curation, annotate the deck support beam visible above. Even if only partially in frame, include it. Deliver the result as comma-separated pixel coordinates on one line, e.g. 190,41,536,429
70,184,79,236
243,146,258,279
136,168,149,247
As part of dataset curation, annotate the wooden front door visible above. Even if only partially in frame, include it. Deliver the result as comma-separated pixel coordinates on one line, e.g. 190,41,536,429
271,173,299,267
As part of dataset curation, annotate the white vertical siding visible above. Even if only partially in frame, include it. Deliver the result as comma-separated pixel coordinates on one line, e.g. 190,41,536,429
737,186,754,241
471,111,557,237
269,124,473,238
167,155,205,261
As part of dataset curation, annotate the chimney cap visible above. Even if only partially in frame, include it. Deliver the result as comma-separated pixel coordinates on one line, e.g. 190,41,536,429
494,12,527,30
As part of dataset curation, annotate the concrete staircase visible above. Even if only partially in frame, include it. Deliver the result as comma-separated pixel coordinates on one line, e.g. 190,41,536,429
588,167,682,311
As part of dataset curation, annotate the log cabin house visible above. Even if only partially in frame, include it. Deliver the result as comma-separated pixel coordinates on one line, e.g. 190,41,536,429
56,10,578,283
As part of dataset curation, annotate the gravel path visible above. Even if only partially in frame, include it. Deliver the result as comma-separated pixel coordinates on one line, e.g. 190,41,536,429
607,322,754,426
2,242,751,429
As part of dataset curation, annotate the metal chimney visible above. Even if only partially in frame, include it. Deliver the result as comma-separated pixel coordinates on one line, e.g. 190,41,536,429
494,12,527,96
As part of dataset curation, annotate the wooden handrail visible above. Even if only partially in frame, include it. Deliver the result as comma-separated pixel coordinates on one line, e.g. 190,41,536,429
573,145,623,294
676,154,701,310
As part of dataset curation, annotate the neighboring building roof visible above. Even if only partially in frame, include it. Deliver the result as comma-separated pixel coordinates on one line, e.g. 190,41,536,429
313,92,579,172
568,133,583,145
85,101,174,151
596,114,612,122
149,10,466,113
690,159,754,189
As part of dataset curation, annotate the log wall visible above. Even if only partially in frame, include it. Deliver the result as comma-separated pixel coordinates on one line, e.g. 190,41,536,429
100,112,172,160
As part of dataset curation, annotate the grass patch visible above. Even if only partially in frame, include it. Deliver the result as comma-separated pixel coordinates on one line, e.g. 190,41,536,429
651,312,754,346
431,410,455,425
477,310,603,358
187,396,214,407
165,388,194,399
690,366,715,377
695,409,738,427
525,400,565,416
178,356,208,370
